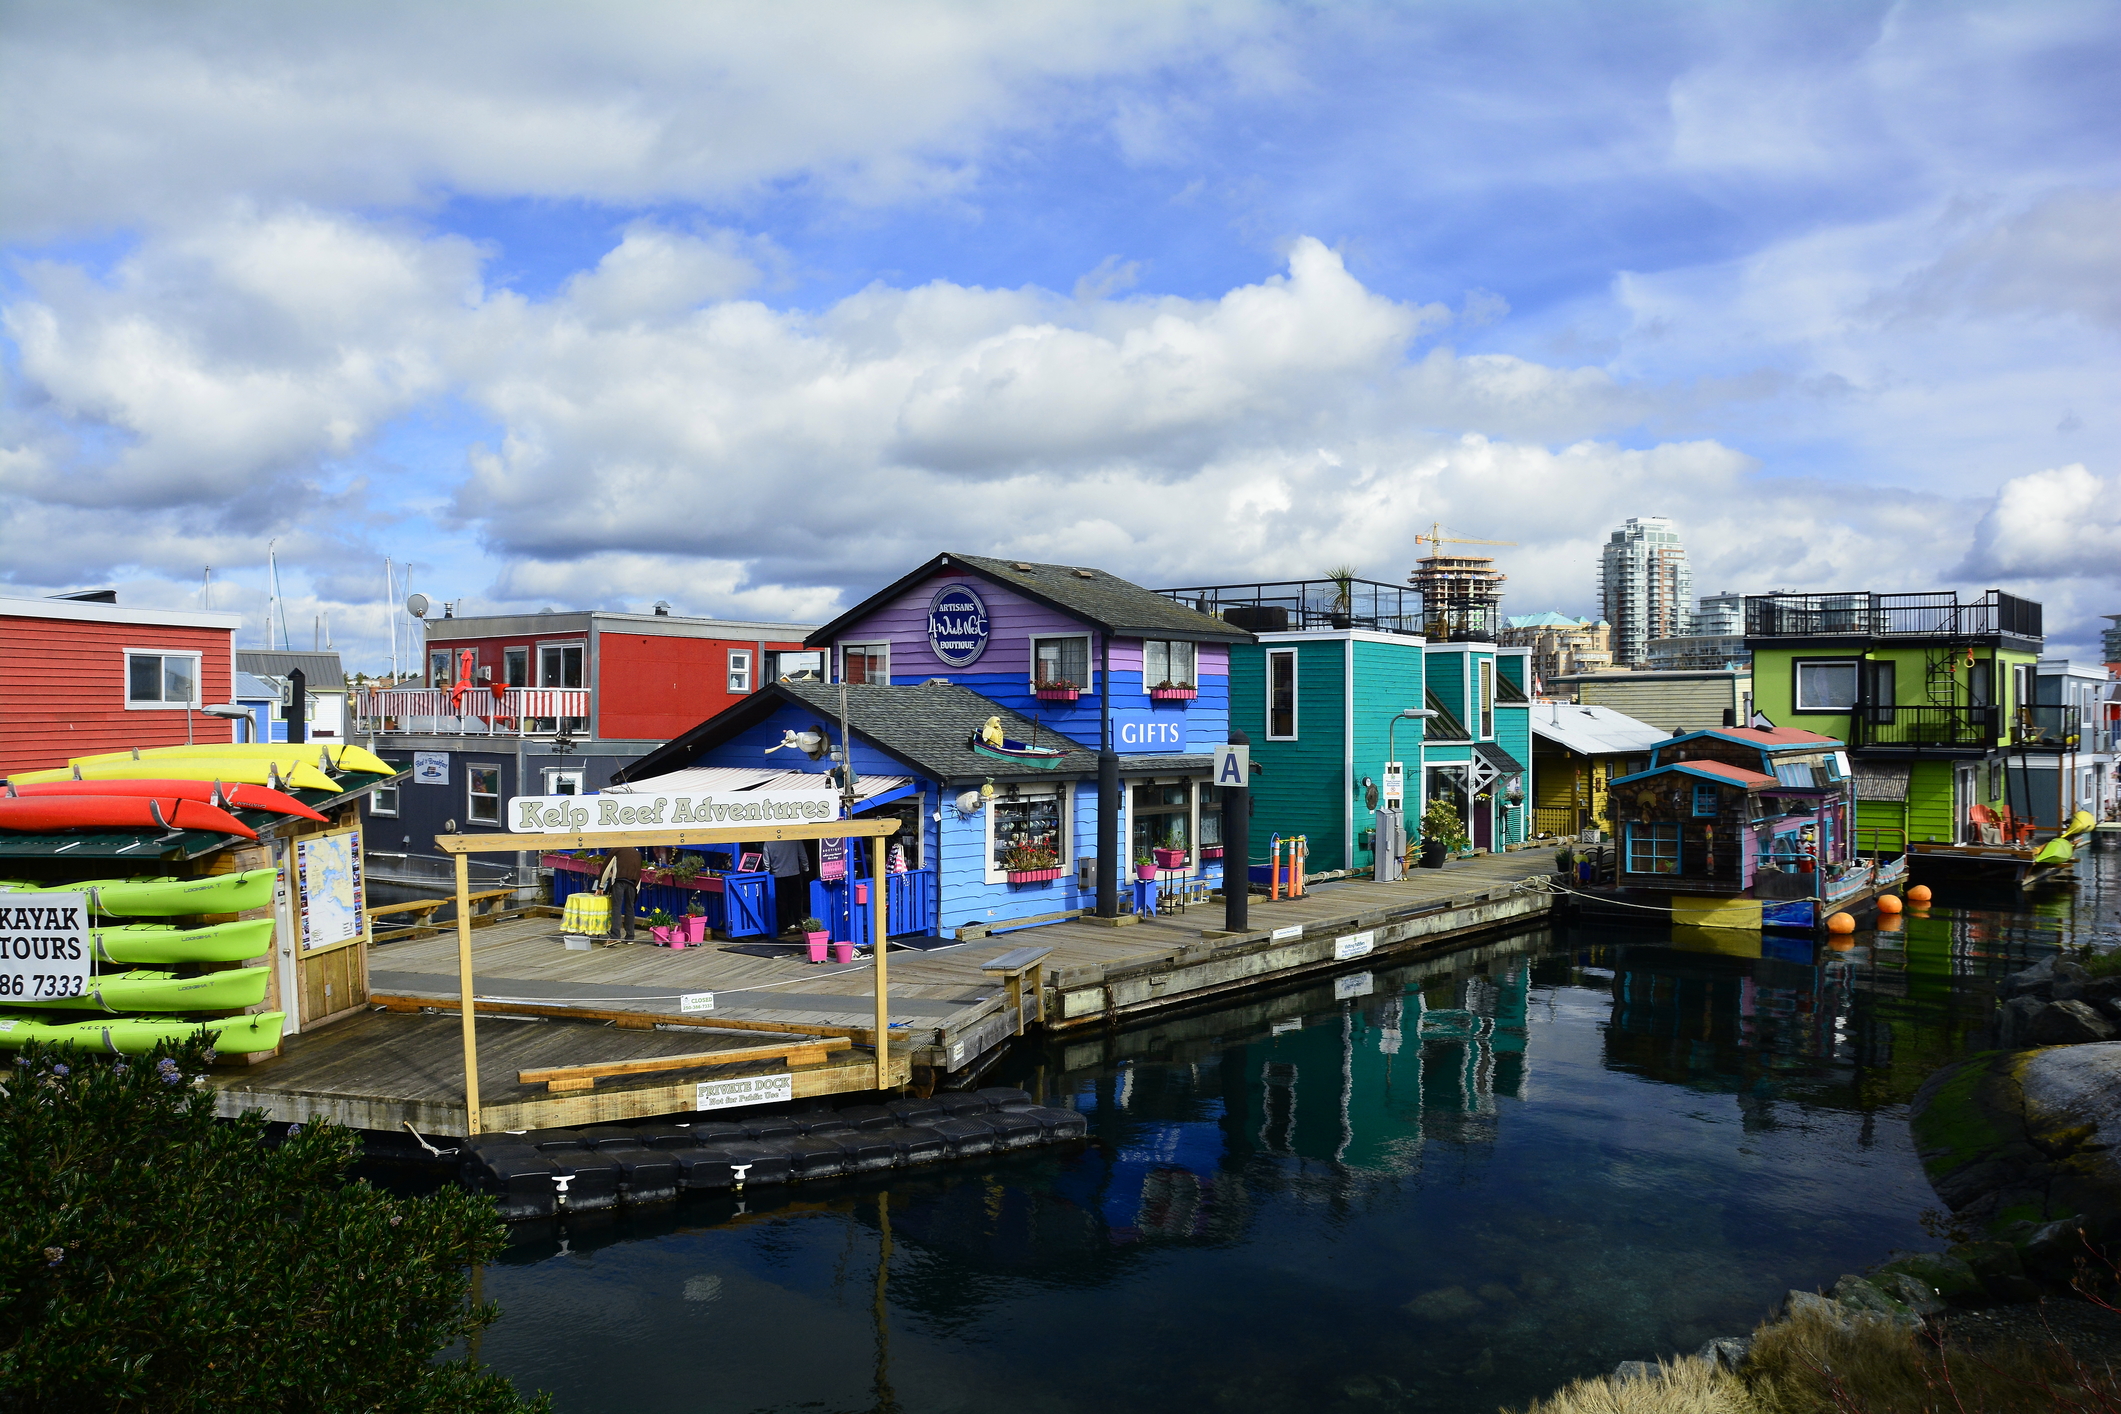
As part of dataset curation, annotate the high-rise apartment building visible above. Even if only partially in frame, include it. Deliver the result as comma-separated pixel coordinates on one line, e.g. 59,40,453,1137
2103,614,2121,672
1598,516,1692,668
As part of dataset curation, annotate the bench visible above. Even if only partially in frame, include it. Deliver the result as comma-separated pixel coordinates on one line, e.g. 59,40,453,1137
980,944,1054,1036
366,888,522,935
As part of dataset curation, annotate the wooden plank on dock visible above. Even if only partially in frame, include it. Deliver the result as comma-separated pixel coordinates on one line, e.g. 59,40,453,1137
520,1036,850,1091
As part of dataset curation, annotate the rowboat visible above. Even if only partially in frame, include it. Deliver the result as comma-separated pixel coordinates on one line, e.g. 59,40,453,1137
12,964,271,1013
967,718,1066,770
77,742,394,777
89,919,276,964
5,779,327,823
0,795,256,840
0,1010,285,1055
5,868,280,917
8,759,337,793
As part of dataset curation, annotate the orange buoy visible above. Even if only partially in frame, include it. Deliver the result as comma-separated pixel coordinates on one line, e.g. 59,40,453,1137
1907,884,1932,903
1877,894,1903,914
1826,912,1857,934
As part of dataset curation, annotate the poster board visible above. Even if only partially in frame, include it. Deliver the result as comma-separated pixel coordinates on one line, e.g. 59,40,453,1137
295,825,368,955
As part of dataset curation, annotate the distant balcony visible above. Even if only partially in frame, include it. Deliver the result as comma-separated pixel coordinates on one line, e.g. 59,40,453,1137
357,686,591,736
1155,578,1425,635
2017,705,2087,750
1849,704,2000,751
1745,590,2042,642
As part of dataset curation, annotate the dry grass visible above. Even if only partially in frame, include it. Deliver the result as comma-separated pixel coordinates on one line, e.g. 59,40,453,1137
1507,1306,2121,1414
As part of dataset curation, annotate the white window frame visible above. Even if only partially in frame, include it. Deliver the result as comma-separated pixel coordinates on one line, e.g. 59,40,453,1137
1478,659,1495,739
1266,649,1299,740
983,785,1071,884
369,781,400,817
727,649,753,694
1794,658,1861,713
1027,633,1093,691
466,763,504,826
1142,639,1197,690
536,640,586,689
838,641,889,685
428,648,451,688
543,768,585,795
123,648,202,710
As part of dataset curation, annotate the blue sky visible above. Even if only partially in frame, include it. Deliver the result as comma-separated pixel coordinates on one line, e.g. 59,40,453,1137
1,0,2116,666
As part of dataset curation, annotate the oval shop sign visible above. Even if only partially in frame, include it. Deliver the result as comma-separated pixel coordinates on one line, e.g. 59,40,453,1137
927,583,990,668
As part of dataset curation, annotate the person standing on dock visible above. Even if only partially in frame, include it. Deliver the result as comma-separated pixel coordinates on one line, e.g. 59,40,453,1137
765,838,812,937
606,845,643,945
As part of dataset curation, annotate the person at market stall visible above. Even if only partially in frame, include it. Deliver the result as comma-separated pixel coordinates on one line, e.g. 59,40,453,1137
764,837,813,937
605,845,643,944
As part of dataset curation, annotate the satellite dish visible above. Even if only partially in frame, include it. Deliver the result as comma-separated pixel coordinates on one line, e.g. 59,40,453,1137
406,593,430,618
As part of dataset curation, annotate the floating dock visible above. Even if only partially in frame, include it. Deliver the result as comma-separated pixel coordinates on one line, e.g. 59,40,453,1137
210,849,1557,1135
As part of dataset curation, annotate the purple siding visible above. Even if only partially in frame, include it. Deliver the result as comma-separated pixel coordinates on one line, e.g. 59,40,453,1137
836,571,1087,680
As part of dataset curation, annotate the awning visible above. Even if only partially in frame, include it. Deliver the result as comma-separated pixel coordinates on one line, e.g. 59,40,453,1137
1471,741,1524,794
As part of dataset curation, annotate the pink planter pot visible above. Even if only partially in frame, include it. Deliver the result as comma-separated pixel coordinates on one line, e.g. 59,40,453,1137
1153,848,1189,869
1135,864,1158,881
1033,687,1080,702
1007,867,1064,883
807,932,829,963
686,915,707,943
1147,687,1197,701
831,940,855,964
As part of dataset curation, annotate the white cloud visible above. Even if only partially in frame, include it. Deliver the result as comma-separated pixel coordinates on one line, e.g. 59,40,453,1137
1963,463,2121,582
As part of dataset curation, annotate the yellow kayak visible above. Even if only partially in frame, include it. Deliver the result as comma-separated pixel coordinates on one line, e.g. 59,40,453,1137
78,742,394,777
8,758,337,793
2063,809,2095,841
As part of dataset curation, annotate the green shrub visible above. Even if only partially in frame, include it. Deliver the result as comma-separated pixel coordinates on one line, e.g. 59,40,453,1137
0,1040,543,1413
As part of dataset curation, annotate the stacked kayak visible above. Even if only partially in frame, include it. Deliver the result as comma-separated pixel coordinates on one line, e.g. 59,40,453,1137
0,795,255,839
0,1010,286,1055
7,758,337,793
10,964,272,1013
75,742,393,776
90,918,276,964
6,778,328,823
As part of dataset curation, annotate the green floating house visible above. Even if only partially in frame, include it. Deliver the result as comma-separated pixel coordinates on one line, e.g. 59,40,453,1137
1154,577,1531,874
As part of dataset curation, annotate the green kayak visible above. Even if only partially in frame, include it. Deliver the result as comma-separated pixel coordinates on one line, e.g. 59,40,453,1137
64,869,278,918
13,965,272,1014
0,1010,286,1055
92,919,276,964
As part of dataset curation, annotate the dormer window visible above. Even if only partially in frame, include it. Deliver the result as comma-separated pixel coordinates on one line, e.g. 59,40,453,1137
1143,640,1196,690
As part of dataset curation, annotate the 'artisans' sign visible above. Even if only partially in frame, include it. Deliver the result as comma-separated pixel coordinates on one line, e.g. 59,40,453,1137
926,583,990,668
0,892,89,1002
509,789,840,833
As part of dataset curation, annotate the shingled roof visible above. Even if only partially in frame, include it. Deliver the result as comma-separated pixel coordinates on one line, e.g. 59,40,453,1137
615,679,1105,786
805,552,1254,648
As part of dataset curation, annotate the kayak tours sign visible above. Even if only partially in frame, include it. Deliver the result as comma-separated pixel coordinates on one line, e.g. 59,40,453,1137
926,583,989,668
509,789,841,833
0,892,89,1002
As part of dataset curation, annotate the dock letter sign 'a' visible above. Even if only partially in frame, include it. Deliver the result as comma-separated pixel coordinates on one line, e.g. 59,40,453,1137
927,584,990,668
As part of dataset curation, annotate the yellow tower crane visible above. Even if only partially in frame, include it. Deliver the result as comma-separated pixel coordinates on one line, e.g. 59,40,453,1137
1415,523,1517,551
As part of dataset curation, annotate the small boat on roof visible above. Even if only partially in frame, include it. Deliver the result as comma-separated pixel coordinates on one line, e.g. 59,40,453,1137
968,716,1064,770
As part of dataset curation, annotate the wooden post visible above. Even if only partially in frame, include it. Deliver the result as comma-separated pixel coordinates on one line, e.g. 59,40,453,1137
454,851,482,1135
872,836,888,1090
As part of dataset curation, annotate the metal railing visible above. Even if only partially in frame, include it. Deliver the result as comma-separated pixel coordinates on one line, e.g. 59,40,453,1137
1744,590,2042,641
1156,578,1424,635
2016,705,2084,749
355,686,591,735
1850,704,1999,749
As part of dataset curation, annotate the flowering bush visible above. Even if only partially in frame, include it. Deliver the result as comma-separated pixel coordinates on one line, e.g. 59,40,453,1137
0,1039,542,1412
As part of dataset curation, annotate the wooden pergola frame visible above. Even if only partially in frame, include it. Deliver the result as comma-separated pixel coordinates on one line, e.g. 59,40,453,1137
436,818,900,1135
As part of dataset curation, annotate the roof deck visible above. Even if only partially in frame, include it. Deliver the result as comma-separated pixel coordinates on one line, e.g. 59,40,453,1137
1154,578,1422,636
1744,590,2042,645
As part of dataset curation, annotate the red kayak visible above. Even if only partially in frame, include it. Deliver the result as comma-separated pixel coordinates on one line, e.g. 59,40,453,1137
0,795,257,839
2,778,326,823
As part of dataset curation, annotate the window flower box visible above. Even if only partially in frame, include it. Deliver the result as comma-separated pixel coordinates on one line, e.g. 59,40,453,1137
1007,866,1064,884
1033,682,1081,703
1153,847,1189,869
1147,685,1197,701
1199,846,1223,860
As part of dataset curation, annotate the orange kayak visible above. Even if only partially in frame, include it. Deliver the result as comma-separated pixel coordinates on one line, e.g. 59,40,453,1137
0,795,256,839
4,779,325,823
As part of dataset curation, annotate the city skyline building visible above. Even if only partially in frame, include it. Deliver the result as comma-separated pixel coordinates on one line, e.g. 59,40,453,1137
1598,516,1692,669
1500,611,1613,687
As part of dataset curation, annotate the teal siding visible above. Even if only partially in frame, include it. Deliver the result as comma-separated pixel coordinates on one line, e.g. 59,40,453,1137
1233,639,1347,871
1351,638,1427,867
1427,649,1467,728
1496,702,1532,843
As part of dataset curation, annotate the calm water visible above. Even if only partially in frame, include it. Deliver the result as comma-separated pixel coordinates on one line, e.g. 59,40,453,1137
472,841,2120,1414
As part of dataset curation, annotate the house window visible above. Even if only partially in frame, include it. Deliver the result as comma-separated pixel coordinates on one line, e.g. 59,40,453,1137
1143,640,1196,691
1032,635,1090,690
544,769,584,795
987,788,1068,883
539,643,584,689
369,782,399,817
1692,783,1719,818
1131,781,1193,860
503,646,529,688
769,650,825,681
1795,660,1860,711
125,651,200,709
1774,760,1819,788
1199,784,1223,849
1862,660,1896,724
429,649,451,688
1628,822,1681,874
467,765,503,825
728,649,753,694
1267,650,1297,739
840,642,888,684
1479,660,1495,739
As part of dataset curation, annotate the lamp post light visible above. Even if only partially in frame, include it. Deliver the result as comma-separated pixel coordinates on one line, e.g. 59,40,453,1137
200,703,254,743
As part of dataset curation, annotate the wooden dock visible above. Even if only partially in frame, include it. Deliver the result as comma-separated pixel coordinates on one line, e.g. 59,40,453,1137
210,848,1557,1134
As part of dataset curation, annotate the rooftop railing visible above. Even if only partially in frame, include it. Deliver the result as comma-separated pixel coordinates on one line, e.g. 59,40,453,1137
1744,590,2042,641
356,686,591,736
1155,578,1425,635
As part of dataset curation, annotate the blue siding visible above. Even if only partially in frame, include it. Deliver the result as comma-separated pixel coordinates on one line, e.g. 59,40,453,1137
893,668,1231,753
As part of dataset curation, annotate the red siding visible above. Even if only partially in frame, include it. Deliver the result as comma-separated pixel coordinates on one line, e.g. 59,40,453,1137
597,632,809,742
0,616,236,776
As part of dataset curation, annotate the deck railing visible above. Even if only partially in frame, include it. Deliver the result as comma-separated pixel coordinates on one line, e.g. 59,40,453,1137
355,686,591,735
1155,578,1425,635
1849,704,1999,750
1744,590,2042,642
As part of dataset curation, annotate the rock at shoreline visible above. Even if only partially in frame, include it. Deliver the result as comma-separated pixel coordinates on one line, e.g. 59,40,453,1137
2030,1000,2117,1046
1696,1335,1750,1371
1909,1042,2121,1237
1877,1250,1982,1303
2000,956,2090,1000
1871,1270,1948,1316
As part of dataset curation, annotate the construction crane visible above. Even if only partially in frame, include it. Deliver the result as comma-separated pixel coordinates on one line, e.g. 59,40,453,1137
1415,522,1517,551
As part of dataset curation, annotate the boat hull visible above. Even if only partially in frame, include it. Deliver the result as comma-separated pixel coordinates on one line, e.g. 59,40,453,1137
0,795,256,839
11,868,282,917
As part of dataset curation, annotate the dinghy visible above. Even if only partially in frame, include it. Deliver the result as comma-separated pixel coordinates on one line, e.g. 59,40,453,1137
12,965,271,1013
5,778,328,822
967,715,1065,770
0,1010,285,1055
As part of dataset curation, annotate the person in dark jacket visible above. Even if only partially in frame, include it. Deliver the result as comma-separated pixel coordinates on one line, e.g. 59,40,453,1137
606,846,643,943
764,838,811,936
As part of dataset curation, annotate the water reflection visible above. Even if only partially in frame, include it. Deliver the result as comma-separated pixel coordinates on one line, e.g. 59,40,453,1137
471,843,2118,1414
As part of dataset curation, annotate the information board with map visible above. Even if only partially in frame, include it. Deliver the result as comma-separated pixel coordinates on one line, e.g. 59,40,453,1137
295,828,367,953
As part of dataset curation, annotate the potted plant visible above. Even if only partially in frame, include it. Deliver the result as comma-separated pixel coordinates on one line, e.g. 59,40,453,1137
647,907,676,944
1135,851,1159,882
1148,679,1197,702
1034,676,1081,703
1325,563,1358,629
800,914,829,964
1002,841,1064,883
1152,844,1188,870
1419,797,1468,869
684,896,707,944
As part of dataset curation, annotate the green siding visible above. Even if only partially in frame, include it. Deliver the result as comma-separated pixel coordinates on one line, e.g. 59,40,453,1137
1751,642,2043,732
1231,639,1348,870
1856,761,1955,849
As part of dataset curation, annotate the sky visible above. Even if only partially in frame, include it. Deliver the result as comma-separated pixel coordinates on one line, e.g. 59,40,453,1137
2,0,2116,669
